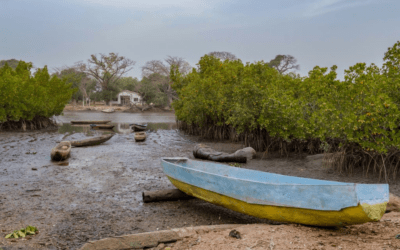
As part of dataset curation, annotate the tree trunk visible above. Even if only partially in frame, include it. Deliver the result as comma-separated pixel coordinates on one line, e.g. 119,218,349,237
142,189,195,203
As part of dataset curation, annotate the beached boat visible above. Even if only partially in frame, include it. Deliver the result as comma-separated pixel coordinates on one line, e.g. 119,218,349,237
90,124,115,130
161,157,389,226
51,141,71,161
134,132,147,142
131,123,147,131
101,108,115,113
71,120,110,125
70,134,114,147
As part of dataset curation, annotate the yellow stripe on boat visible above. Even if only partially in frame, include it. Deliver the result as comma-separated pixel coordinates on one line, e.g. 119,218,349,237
168,176,387,227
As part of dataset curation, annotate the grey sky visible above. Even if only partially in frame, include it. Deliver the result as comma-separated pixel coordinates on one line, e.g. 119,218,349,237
1,0,399,80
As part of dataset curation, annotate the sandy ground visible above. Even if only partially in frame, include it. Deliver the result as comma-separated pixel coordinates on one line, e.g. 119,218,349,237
168,211,400,250
1,112,399,249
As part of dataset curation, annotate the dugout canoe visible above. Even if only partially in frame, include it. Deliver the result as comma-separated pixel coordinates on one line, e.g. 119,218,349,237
134,132,147,142
161,157,389,227
71,120,110,125
51,141,71,161
131,123,147,131
101,108,115,113
90,124,115,130
70,134,114,147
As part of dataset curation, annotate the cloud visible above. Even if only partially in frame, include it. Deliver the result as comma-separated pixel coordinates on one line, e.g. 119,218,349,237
80,0,224,16
303,0,375,17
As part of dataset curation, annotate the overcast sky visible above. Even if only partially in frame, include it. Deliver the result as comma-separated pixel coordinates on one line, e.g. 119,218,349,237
1,0,399,80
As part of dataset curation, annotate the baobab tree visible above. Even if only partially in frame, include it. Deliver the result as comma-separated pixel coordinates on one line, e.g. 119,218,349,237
76,53,135,104
268,55,300,74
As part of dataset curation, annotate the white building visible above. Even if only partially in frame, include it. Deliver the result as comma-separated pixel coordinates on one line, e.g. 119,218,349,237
115,90,142,106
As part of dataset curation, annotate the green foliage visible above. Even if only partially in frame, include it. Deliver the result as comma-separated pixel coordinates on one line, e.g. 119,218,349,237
0,61,75,123
139,73,169,106
172,43,400,155
5,225,38,239
54,67,87,101
117,76,140,92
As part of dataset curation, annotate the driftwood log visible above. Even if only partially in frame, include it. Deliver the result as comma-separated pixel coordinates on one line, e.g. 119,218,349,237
193,144,256,163
142,189,195,203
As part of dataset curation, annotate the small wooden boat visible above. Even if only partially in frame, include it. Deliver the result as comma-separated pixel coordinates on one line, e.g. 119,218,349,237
101,108,115,113
134,132,147,142
161,158,389,227
70,134,114,147
90,124,115,130
71,120,110,125
131,123,147,131
51,141,71,161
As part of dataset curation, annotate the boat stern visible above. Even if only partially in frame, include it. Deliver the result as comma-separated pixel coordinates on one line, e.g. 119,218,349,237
356,184,389,222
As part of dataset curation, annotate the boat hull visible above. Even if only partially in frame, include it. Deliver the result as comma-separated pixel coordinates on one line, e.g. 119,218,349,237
131,124,147,131
163,158,387,226
134,132,146,141
91,125,114,130
168,177,386,227
70,134,114,147
51,141,71,161
71,121,110,124
101,109,115,113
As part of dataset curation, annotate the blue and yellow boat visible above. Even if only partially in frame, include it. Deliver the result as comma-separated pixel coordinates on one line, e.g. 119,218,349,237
161,157,389,226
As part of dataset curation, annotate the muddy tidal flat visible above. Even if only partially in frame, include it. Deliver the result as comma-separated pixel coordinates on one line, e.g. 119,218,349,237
1,111,399,249
0,112,273,250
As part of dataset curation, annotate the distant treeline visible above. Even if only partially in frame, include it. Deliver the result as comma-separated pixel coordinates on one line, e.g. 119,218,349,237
171,41,400,181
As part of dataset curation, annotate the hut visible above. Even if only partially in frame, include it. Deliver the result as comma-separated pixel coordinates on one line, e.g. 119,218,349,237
116,90,142,106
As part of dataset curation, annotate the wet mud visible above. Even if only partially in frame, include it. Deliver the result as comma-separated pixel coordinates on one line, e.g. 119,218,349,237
0,113,272,250
0,112,398,249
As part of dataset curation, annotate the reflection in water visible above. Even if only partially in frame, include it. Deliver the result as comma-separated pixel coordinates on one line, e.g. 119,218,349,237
58,122,177,135
147,123,176,131
58,123,96,136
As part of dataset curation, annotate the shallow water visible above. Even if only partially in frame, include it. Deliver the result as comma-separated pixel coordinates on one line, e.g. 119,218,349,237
55,111,176,124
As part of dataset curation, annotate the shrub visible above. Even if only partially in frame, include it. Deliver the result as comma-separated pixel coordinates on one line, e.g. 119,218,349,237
0,61,75,129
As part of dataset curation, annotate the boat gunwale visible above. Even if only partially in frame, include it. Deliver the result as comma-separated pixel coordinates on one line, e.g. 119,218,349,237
161,157,377,187
161,157,389,210
70,134,114,147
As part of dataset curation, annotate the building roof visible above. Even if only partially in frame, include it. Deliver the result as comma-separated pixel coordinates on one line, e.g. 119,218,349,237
119,90,141,95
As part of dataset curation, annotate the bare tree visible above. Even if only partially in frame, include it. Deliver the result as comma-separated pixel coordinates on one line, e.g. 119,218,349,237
142,56,191,77
76,53,135,104
141,56,191,106
207,51,237,61
268,55,299,74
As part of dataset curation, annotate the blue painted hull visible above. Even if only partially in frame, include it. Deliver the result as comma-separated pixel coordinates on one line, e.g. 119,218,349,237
161,157,389,211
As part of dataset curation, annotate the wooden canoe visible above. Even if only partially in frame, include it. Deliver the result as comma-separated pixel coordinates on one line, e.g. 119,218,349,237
71,120,110,125
134,132,147,142
101,108,115,113
131,123,147,131
51,141,71,161
90,124,115,130
70,134,114,147
161,157,389,227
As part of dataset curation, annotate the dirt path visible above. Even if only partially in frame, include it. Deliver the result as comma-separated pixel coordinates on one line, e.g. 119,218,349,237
0,113,398,249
